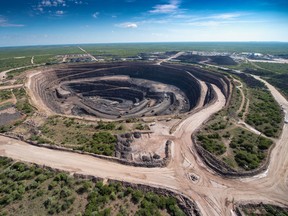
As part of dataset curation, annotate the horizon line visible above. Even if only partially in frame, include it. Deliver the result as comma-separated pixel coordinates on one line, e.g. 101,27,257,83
1,41,288,48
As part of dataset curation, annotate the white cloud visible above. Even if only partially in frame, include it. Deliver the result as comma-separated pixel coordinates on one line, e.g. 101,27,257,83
92,12,99,18
183,12,249,27
116,22,138,28
34,0,68,13
210,13,243,20
56,10,64,16
74,1,83,4
34,0,86,14
0,16,24,27
42,0,52,6
149,0,180,14
40,0,66,7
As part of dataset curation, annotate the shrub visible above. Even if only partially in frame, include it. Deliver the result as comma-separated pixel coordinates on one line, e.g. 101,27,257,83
96,121,116,130
131,190,143,204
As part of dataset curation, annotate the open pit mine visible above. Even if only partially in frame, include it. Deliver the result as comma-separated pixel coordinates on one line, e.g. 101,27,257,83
29,62,230,119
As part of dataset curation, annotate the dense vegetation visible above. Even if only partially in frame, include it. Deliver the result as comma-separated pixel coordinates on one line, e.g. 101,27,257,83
0,46,81,59
1,42,288,62
232,73,266,89
197,75,276,171
0,156,186,216
254,62,288,74
198,122,273,170
77,132,116,156
247,88,282,137
243,63,288,98
13,88,34,115
240,204,288,216
197,133,226,155
31,117,127,156
229,129,272,170
0,90,12,103
231,72,283,137
0,57,31,71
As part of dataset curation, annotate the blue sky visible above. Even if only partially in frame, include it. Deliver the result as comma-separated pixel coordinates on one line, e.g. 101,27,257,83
0,0,287,46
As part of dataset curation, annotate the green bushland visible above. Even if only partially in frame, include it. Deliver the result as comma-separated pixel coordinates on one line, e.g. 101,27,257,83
0,90,12,102
84,182,185,216
0,57,31,71
198,126,273,170
229,128,272,170
33,55,56,65
0,46,81,59
35,117,126,156
234,62,288,98
227,61,288,98
0,156,186,216
79,42,288,56
231,72,283,137
96,121,116,130
6,67,34,80
227,84,243,118
30,135,52,145
254,62,288,74
13,88,34,115
196,75,275,170
1,42,287,66
134,123,149,130
196,78,241,158
197,133,226,155
77,132,116,156
246,88,282,137
241,204,288,216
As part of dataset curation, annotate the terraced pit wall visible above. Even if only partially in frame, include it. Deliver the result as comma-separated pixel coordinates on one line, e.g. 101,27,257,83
165,63,231,104
31,63,204,118
58,63,201,110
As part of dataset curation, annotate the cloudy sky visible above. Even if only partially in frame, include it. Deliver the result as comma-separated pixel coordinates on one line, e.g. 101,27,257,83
0,0,287,46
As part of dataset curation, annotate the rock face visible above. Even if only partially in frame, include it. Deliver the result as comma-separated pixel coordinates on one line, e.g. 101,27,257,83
31,62,229,119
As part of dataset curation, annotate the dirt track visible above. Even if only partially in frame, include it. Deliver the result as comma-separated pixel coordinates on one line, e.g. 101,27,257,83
0,64,43,81
0,84,23,90
0,74,288,215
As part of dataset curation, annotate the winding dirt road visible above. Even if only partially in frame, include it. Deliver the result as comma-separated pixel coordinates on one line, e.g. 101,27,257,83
0,64,43,81
0,73,288,215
